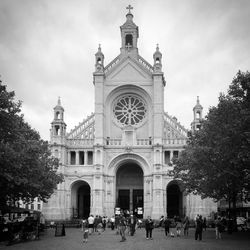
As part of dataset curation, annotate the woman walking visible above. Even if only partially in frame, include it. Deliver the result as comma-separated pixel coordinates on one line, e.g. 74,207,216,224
145,216,154,240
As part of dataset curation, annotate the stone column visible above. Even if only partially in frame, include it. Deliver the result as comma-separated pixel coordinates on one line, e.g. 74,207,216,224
84,151,88,165
67,151,71,165
76,150,79,165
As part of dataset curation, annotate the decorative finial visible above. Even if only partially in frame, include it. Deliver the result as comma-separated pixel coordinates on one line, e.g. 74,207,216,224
156,44,159,51
126,4,133,14
58,96,61,106
98,44,101,51
197,96,200,104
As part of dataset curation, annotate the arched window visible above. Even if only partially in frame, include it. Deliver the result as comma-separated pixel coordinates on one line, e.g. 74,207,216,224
196,111,201,119
125,34,133,47
56,111,60,119
97,57,102,64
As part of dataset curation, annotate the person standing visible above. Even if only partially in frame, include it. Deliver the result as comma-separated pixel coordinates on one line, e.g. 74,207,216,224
102,216,107,231
195,215,203,241
145,216,154,240
183,216,190,236
215,217,223,239
94,215,99,233
176,217,182,237
203,217,207,231
118,213,127,242
163,216,171,237
81,219,89,243
128,214,137,236
87,214,94,235
110,216,115,230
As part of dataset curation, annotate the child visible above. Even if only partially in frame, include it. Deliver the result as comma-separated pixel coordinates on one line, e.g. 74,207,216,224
82,219,89,243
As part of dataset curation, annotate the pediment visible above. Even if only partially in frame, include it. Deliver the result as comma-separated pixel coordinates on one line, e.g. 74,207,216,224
106,57,152,81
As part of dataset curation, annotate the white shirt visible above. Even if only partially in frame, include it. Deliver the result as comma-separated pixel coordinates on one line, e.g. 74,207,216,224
88,216,94,224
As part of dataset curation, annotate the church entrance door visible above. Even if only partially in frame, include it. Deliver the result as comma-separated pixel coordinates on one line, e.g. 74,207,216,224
71,181,90,219
116,162,143,213
167,182,183,218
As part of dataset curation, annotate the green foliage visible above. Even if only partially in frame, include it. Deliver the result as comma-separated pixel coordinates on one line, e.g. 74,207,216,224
0,80,63,206
172,71,250,202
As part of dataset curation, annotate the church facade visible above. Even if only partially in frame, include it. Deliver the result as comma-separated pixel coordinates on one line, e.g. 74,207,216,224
43,8,216,220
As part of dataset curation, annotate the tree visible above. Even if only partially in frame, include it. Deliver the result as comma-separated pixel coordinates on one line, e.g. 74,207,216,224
171,71,250,218
0,80,63,207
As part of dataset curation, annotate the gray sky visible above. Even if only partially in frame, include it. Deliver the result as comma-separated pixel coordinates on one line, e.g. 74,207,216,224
1,0,249,140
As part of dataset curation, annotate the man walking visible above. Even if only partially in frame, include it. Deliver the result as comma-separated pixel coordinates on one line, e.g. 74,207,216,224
164,216,171,237
87,214,94,235
118,213,127,242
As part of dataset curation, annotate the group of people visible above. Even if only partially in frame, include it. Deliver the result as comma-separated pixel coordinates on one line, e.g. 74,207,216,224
80,212,144,243
80,213,225,244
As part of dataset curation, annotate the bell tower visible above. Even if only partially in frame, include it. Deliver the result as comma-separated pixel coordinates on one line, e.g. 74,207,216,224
50,97,67,144
120,5,139,56
191,96,203,131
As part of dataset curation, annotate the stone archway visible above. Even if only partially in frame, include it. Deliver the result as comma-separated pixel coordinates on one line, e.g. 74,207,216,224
167,181,183,218
116,162,143,215
71,180,90,219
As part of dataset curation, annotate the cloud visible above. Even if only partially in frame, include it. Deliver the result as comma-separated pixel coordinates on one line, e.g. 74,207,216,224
0,0,250,140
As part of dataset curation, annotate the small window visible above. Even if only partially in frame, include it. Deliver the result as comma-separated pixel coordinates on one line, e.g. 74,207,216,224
37,204,41,210
156,57,160,64
31,204,34,210
164,151,170,164
173,151,179,158
87,151,93,165
70,151,76,165
79,151,85,165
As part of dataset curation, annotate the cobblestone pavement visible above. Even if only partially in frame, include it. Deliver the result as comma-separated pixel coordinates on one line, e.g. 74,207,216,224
1,227,250,250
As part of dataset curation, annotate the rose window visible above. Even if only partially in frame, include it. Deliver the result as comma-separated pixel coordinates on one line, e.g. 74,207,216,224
113,95,147,126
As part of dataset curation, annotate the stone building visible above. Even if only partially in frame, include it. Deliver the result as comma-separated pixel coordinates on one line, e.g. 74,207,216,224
43,7,216,220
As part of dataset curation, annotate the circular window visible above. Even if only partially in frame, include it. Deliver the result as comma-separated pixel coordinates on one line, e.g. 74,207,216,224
113,95,147,126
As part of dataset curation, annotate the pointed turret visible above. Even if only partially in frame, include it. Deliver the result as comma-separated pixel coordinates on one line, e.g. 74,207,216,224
51,97,67,141
191,96,203,131
153,44,162,72
95,44,104,73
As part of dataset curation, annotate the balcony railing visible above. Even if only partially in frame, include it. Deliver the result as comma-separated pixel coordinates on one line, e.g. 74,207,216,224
67,139,94,146
163,139,187,145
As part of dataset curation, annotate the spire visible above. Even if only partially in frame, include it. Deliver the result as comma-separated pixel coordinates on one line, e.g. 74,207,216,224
193,96,203,110
54,97,64,111
58,96,61,106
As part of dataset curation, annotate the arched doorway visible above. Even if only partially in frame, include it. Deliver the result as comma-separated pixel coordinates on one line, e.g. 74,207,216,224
116,162,143,213
71,181,90,219
167,181,183,218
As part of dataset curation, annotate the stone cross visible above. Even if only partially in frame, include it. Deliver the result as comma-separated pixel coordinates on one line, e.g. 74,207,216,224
126,4,133,13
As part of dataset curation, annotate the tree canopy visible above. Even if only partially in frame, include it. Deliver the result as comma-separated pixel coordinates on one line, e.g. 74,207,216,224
0,80,63,207
171,71,250,204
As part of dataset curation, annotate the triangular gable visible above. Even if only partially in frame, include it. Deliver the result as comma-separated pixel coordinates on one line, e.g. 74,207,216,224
105,55,153,81
164,112,188,139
